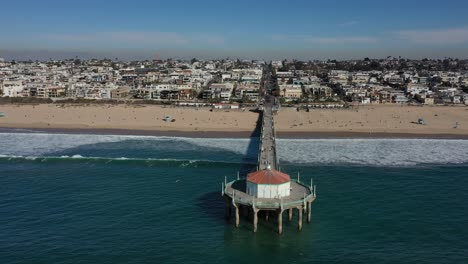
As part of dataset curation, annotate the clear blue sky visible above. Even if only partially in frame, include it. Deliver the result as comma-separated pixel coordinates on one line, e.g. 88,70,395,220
1,0,468,60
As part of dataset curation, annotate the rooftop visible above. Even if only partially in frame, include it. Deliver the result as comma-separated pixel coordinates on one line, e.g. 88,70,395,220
247,169,291,185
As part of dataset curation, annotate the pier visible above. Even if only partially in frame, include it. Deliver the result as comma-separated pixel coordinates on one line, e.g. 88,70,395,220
222,82,316,234
258,95,279,171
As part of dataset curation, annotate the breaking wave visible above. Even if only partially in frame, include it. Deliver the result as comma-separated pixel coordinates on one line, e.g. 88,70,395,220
0,154,244,168
277,139,468,166
1,132,468,166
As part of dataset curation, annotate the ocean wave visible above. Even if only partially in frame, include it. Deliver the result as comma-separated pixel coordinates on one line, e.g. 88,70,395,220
144,137,468,166
1,133,468,166
0,154,247,168
277,138,468,166
0,132,128,157
0,132,252,156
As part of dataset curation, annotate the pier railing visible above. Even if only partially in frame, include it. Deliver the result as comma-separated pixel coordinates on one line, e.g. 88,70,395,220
224,179,316,209
257,117,264,170
272,114,279,168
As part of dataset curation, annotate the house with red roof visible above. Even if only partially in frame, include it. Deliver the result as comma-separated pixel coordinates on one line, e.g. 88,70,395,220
246,166,291,199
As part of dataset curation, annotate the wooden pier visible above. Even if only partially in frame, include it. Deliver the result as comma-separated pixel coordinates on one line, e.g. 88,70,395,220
222,93,316,234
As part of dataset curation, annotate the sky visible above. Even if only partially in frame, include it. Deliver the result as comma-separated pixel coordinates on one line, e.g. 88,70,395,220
1,0,468,60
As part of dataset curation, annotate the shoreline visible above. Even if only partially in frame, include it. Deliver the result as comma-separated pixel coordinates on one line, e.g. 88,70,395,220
1,126,468,139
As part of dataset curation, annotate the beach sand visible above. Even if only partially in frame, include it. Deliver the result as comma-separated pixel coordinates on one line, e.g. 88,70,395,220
1,104,467,138
276,105,468,137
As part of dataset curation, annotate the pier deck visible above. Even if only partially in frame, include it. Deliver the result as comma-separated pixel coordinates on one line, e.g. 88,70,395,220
225,179,315,210
258,95,278,170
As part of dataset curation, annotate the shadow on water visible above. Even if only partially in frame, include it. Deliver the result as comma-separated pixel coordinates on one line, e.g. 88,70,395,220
196,110,263,222
196,191,226,224
239,110,263,176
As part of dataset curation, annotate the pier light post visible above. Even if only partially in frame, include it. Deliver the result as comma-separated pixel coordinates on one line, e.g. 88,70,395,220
297,172,300,183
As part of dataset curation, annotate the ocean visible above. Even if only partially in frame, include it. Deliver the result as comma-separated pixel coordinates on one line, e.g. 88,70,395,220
1,131,468,263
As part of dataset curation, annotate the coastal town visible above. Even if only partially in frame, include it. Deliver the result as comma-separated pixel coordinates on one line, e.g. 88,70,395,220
1,57,468,107
1,56,468,138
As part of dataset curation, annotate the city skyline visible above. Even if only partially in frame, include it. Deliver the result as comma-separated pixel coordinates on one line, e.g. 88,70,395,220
2,0,468,60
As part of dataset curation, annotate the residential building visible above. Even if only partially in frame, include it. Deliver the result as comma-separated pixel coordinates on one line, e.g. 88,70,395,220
111,87,131,99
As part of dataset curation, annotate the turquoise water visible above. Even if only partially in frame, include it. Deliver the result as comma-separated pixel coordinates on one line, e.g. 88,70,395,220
1,133,468,263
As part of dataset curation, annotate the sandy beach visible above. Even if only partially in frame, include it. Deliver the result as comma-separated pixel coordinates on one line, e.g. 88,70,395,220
1,104,467,138
276,105,468,137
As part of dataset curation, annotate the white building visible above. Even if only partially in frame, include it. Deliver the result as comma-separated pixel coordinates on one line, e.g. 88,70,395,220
329,70,349,85
394,94,408,104
463,94,468,105
353,72,370,84
235,83,260,101
246,168,291,199
407,85,430,95
221,73,232,81
279,84,303,98
1,80,24,97
361,97,371,104
204,83,235,100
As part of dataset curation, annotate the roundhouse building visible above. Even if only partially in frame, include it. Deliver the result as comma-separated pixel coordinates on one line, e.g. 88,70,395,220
246,166,291,199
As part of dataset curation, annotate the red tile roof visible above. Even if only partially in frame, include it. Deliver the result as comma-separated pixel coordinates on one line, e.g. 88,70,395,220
247,169,291,185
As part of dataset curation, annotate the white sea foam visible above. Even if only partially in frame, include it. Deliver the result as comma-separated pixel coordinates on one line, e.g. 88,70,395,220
1,132,468,166
276,139,468,166
0,133,126,157
179,137,468,166
179,137,253,155
0,154,23,159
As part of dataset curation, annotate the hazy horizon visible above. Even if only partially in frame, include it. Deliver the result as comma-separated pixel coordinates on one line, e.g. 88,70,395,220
2,48,468,62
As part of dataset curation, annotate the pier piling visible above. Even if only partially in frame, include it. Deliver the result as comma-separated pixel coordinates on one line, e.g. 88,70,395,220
278,210,283,235
253,209,259,233
235,205,240,227
298,207,303,231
